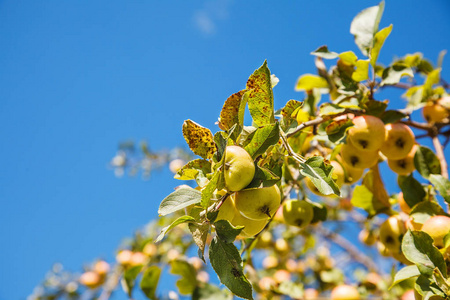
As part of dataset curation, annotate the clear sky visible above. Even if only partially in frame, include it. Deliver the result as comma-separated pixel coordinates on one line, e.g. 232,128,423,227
0,1,449,299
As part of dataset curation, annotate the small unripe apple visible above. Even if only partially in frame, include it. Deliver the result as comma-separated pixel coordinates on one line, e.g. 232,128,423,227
274,238,290,254
304,288,319,300
358,228,376,246
421,215,450,248
116,250,133,266
341,140,379,169
285,259,298,273
196,270,210,283
230,211,268,238
259,276,276,290
347,115,386,152
273,269,291,284
143,243,158,257
423,102,449,123
93,260,110,276
79,271,101,289
223,146,255,192
401,290,415,300
380,123,415,160
234,185,281,220
282,199,314,228
167,249,180,261
262,255,278,269
379,216,406,253
387,144,417,175
130,252,148,266
330,284,360,300
188,257,204,270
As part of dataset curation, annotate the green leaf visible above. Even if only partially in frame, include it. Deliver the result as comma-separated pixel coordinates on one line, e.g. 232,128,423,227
370,24,393,66
175,159,212,185
201,171,222,209
192,284,230,300
310,45,339,59
364,99,388,117
170,259,198,295
214,219,244,243
401,230,447,277
398,175,426,209
244,123,280,159
158,187,202,216
209,236,253,300
380,110,406,124
429,174,450,204
390,265,420,289
189,222,210,261
140,266,161,299
319,103,346,116
276,281,303,299
310,201,328,224
246,61,275,127
295,74,329,91
432,268,450,296
381,63,414,86
245,165,280,189
155,215,196,243
350,1,385,56
121,265,142,298
410,201,447,224
218,90,247,131
325,118,353,144
280,99,303,130
424,69,441,93
300,156,340,196
414,146,441,179
214,131,229,163
351,59,370,82
183,120,217,159
415,274,447,300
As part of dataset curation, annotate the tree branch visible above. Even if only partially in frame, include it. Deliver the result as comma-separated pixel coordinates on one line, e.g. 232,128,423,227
399,120,432,131
432,135,449,179
315,226,381,274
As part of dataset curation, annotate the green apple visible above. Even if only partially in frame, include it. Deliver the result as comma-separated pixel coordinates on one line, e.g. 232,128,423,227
234,184,281,220
387,144,417,175
341,140,379,169
330,285,360,300
421,215,450,248
380,123,415,159
215,195,236,223
347,115,386,152
282,199,314,228
230,211,268,238
223,145,255,192
379,216,406,253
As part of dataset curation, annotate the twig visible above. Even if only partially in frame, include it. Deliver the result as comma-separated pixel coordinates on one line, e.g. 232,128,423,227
280,131,305,164
315,226,381,274
399,120,432,131
432,135,449,179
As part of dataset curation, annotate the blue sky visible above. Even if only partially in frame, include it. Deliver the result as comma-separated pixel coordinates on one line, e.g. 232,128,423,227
0,1,449,299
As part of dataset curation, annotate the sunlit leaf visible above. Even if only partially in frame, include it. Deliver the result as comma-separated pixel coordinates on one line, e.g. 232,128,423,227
381,63,413,86
244,123,280,159
310,45,339,59
170,259,198,295
155,215,196,243
295,74,329,91
370,24,393,66
352,59,370,82
183,120,217,159
218,90,247,131
300,156,340,196
414,146,441,179
429,174,450,204
140,266,161,300
158,187,201,216
390,265,420,289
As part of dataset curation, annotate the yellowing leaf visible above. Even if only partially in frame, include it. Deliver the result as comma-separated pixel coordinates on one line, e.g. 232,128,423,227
246,61,275,127
424,68,441,92
339,51,358,65
295,74,329,91
370,24,392,66
352,59,370,82
218,89,247,131
182,120,217,159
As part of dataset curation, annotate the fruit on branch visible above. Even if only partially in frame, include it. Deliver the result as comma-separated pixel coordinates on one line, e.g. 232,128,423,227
282,199,314,228
230,209,268,238
306,161,345,196
341,159,364,184
423,101,449,123
274,238,290,254
387,144,417,175
405,217,422,231
256,231,273,248
341,140,379,169
93,260,110,277
258,276,276,290
79,271,102,289
234,184,281,220
169,158,185,174
143,243,158,257
116,249,133,266
380,123,415,160
223,145,255,192
358,228,376,246
347,115,386,152
273,269,291,283
262,255,279,269
377,241,391,257
130,252,148,266
330,284,361,300
379,216,406,253
397,192,411,214
420,215,450,248
216,195,236,222
304,288,319,300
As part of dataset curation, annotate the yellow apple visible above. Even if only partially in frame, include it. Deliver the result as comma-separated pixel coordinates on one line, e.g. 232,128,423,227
79,271,101,289
387,144,417,175
116,250,133,266
423,102,449,123
330,284,360,300
397,192,411,214
282,199,314,228
273,269,291,284
421,215,450,248
93,260,110,276
259,276,276,290
216,195,236,222
223,145,255,192
230,211,267,238
341,140,379,169
341,160,364,184
256,231,273,248
379,216,406,253
304,288,319,300
380,123,415,160
377,241,391,257
274,238,290,254
234,184,281,220
358,229,376,246
262,255,279,269
130,252,148,266
347,115,386,152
